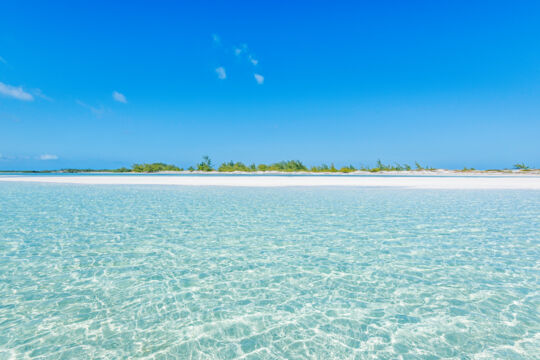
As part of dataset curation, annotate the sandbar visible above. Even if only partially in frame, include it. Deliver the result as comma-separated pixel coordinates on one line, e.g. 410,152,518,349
0,175,539,189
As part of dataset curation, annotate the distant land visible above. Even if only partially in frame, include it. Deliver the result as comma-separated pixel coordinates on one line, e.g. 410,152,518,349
1,158,538,175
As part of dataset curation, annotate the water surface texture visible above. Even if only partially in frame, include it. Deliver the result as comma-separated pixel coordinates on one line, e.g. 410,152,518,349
0,183,539,359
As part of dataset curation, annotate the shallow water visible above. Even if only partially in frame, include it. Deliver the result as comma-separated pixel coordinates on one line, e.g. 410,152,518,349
0,183,539,359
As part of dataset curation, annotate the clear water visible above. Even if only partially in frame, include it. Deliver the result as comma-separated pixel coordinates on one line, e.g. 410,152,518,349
0,182,539,359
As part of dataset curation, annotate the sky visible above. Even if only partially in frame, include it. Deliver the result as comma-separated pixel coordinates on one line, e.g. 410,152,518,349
1,0,539,170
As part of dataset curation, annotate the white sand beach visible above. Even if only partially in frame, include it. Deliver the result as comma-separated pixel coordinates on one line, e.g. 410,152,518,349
0,175,539,189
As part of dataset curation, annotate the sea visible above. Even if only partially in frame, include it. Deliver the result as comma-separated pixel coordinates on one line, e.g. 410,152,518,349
0,179,539,359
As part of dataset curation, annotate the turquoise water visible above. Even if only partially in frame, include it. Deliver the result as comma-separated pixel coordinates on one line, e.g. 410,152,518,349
0,183,539,359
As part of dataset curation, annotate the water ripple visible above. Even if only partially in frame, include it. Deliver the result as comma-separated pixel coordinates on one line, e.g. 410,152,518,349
0,184,539,359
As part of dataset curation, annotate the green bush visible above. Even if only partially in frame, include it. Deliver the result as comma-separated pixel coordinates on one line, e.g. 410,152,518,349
131,163,181,173
514,163,530,170
218,161,251,172
267,160,308,172
197,156,214,171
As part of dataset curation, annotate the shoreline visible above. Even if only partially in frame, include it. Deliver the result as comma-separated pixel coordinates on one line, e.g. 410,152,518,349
1,174,539,189
1,169,540,176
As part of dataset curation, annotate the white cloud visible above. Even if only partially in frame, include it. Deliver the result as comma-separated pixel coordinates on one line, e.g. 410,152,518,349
249,55,258,66
32,88,53,101
112,91,127,103
76,100,105,117
0,154,16,161
254,73,264,85
39,154,58,160
234,44,249,57
0,82,34,101
215,66,227,80
213,39,262,82
234,44,258,67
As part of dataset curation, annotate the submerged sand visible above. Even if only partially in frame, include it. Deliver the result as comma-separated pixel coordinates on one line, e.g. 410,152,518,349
0,175,539,189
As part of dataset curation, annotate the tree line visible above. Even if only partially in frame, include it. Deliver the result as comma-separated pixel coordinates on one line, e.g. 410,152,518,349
6,158,532,173
97,158,532,173
106,158,437,173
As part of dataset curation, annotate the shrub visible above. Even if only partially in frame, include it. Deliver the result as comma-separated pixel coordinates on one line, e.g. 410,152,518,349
514,163,530,170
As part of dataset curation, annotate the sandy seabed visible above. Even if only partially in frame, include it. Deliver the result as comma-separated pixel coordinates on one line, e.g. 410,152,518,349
0,175,539,189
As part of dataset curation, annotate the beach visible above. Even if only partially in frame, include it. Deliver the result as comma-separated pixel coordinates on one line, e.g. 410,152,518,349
4,2,539,357
1,174,539,189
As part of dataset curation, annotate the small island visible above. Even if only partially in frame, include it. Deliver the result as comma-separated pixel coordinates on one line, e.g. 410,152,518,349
1,157,538,175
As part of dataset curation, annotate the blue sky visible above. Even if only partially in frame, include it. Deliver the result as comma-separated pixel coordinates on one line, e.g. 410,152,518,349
1,1,539,170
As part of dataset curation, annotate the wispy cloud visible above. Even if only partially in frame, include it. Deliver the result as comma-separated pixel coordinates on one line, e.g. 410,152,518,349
213,36,264,83
254,73,264,85
216,66,227,80
39,154,58,160
0,56,6,64
234,44,258,66
0,153,14,161
32,88,53,101
234,46,244,56
0,82,34,101
236,43,263,84
212,34,221,45
0,153,59,161
76,100,105,117
112,91,127,103
0,154,24,161
249,55,258,66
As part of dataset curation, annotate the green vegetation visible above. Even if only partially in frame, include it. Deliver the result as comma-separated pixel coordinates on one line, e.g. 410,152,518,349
213,158,438,173
2,157,537,173
218,161,252,172
514,163,530,170
112,167,131,173
359,160,433,172
310,164,329,172
267,160,308,172
339,165,357,173
219,160,308,172
197,156,214,172
58,168,103,173
459,167,476,172
131,163,182,173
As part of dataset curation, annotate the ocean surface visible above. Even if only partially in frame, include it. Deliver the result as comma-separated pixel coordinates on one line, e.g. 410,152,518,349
0,182,539,359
